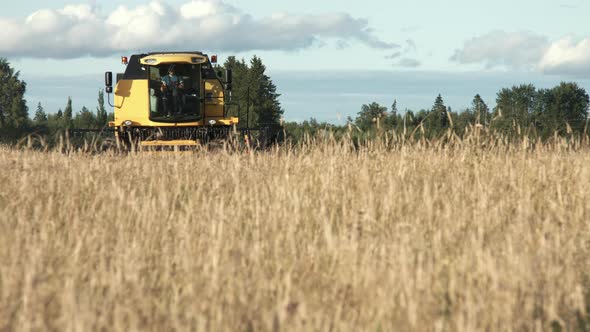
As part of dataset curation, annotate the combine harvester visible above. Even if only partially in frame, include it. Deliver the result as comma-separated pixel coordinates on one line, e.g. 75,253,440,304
98,51,274,150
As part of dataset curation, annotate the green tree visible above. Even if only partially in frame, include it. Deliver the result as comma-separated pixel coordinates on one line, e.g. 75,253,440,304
63,97,74,129
415,109,428,125
493,84,537,134
424,94,448,136
33,102,48,127
74,106,97,129
385,99,399,129
434,94,448,126
391,99,398,115
248,56,283,126
47,109,63,134
471,94,490,126
224,56,283,128
96,89,108,127
535,82,589,138
455,108,476,134
355,102,388,130
0,58,28,137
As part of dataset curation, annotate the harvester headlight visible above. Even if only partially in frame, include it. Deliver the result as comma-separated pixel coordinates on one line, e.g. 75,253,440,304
208,120,217,125
123,120,133,126
144,58,157,64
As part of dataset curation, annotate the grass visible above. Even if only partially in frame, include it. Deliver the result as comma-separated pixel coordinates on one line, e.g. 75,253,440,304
0,134,589,331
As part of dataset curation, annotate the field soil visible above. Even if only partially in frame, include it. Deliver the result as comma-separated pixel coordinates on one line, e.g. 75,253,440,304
0,142,589,331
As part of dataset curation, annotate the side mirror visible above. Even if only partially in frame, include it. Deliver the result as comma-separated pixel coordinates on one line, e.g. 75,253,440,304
105,72,113,93
225,69,232,91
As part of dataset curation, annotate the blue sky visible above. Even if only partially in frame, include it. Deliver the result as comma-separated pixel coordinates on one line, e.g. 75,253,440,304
3,0,590,122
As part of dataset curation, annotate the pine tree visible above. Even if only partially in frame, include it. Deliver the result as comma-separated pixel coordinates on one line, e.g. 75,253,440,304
0,58,28,134
471,94,489,126
63,97,74,129
386,99,399,128
223,56,283,128
33,102,48,126
248,56,283,127
96,89,108,127
427,94,448,135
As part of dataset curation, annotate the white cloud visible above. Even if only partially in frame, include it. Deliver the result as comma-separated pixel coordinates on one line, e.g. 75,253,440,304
452,31,590,77
60,4,98,20
180,0,236,19
451,31,549,69
0,0,396,59
538,37,590,77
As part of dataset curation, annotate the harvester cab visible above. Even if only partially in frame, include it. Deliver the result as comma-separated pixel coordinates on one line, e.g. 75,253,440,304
104,52,237,149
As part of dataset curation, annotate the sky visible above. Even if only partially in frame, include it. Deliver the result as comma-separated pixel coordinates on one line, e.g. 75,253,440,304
3,0,590,122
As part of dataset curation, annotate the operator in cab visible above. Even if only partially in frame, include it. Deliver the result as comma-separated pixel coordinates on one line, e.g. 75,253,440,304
160,65,184,116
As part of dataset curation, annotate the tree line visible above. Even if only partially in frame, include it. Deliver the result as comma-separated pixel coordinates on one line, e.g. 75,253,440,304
284,82,590,141
2,55,589,143
31,93,112,136
1,58,113,141
0,56,282,142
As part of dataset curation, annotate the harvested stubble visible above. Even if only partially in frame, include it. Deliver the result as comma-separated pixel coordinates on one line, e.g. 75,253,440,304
0,140,589,331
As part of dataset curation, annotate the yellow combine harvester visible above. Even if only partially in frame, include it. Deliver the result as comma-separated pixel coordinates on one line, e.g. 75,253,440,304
104,51,238,149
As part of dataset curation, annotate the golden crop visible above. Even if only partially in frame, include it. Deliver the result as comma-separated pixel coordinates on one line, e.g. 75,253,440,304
0,137,589,331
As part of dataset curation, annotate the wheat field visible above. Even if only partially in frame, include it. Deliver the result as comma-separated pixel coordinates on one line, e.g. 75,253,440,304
0,137,589,331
